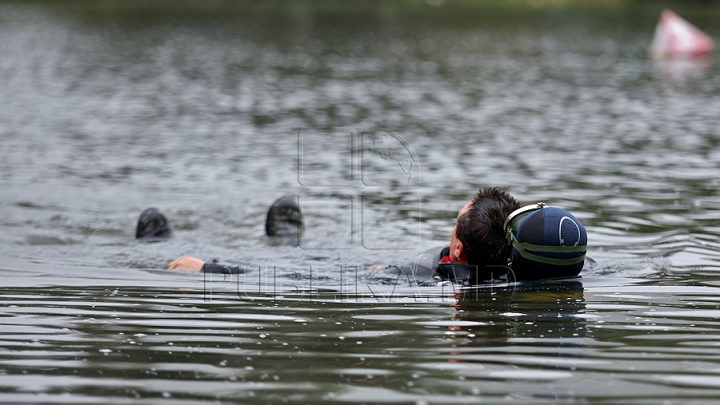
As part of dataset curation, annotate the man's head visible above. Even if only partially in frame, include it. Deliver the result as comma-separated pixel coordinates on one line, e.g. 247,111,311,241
449,187,521,268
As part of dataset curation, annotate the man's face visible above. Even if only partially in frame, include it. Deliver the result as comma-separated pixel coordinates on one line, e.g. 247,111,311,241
449,200,473,263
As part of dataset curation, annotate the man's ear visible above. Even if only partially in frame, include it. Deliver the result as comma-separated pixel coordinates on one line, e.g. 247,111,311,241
452,240,468,265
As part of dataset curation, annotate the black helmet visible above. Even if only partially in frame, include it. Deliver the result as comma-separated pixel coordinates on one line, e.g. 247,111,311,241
504,203,587,280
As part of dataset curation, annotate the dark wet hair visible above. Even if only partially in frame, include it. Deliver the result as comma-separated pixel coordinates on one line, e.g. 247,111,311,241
455,187,521,267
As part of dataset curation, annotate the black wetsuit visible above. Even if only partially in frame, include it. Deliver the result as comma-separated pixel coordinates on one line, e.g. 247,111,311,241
201,260,246,274
383,246,511,286
383,245,595,285
201,246,595,283
197,248,463,280
197,249,463,281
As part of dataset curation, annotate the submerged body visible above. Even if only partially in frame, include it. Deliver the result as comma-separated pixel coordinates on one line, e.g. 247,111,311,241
156,189,590,284
381,245,595,286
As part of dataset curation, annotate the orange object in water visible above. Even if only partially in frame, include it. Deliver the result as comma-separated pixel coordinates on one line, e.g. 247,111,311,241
648,9,714,59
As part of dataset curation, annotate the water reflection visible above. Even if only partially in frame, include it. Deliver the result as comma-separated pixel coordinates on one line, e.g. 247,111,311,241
449,280,585,347
438,281,587,390
655,56,712,84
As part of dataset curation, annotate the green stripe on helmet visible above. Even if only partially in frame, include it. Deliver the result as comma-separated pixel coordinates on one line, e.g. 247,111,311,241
507,230,587,266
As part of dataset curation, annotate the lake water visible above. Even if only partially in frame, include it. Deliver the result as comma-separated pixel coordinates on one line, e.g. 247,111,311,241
2,1,720,403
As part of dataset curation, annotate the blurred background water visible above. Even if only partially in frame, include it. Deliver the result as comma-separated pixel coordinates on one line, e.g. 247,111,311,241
2,0,720,403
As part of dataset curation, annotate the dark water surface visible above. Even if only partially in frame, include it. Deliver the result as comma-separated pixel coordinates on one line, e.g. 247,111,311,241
2,1,720,403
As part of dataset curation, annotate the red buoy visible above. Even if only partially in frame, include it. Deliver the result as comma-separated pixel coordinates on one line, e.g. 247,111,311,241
649,9,714,59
